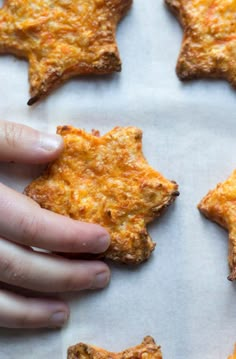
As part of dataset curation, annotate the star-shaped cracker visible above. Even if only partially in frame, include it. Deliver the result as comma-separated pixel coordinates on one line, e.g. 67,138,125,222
67,336,163,359
166,0,236,86
0,0,132,105
25,126,179,264
198,170,236,281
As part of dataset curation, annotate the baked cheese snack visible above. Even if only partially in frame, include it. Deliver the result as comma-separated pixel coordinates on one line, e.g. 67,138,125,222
25,126,179,264
0,0,132,105
67,336,162,359
198,170,236,280
166,0,236,87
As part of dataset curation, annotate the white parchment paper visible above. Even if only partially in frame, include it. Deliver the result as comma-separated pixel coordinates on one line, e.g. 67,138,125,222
0,1,236,358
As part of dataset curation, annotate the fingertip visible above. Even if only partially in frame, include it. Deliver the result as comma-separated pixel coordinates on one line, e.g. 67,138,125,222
93,226,111,253
48,308,70,328
90,264,111,289
0,121,64,164
43,300,70,328
38,133,64,159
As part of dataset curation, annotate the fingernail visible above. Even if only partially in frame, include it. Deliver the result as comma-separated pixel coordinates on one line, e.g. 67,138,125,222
91,271,110,289
39,133,63,152
49,311,68,328
96,233,110,253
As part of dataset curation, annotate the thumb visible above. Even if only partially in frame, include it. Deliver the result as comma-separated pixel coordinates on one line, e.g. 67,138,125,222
0,120,63,164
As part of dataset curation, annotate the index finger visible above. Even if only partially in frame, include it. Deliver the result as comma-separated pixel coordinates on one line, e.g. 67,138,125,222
0,120,63,164
0,183,110,254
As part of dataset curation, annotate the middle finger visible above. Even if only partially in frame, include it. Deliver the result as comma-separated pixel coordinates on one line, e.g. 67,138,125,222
0,183,110,253
0,237,110,292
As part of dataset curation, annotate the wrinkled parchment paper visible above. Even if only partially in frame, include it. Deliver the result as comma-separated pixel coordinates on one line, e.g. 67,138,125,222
1,1,236,358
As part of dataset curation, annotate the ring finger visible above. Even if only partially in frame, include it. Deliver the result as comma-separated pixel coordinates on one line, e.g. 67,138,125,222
0,289,69,328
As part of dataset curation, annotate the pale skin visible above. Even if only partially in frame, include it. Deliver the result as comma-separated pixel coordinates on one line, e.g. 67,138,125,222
0,120,111,329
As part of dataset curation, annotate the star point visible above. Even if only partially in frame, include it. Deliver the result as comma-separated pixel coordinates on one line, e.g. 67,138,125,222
198,170,236,280
166,0,236,86
0,0,132,104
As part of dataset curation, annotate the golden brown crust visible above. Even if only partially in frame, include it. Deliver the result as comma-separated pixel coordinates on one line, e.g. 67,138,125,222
67,336,163,359
165,0,181,19
25,126,179,264
0,0,132,105
165,0,236,86
198,170,236,280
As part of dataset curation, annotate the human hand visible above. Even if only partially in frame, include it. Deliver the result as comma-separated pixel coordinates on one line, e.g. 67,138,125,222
0,120,110,329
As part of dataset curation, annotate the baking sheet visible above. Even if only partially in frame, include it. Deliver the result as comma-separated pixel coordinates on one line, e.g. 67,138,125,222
0,0,236,358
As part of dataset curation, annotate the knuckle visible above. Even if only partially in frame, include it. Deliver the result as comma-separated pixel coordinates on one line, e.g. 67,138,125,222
59,224,86,252
66,235,82,252
60,269,90,291
0,290,31,328
15,311,30,328
18,214,40,244
60,274,78,291
3,121,24,150
0,258,13,279
0,257,26,286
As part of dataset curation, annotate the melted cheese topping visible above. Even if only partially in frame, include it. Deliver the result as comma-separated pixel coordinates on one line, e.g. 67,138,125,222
0,0,116,61
184,0,236,43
